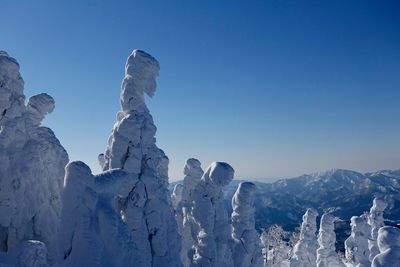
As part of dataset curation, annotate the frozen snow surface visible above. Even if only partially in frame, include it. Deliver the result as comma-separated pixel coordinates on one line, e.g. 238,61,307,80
316,214,344,267
231,182,263,267
290,208,319,267
371,226,400,267
0,51,69,263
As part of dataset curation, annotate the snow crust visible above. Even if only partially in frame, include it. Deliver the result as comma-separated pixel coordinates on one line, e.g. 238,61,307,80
231,182,263,267
371,226,400,267
0,51,69,263
290,208,319,267
316,214,344,267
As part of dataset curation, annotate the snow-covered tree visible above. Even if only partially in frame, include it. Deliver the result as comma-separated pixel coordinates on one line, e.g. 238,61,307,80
191,162,234,267
172,183,184,210
0,51,69,262
367,197,387,261
58,161,141,267
344,214,371,267
231,182,263,267
316,213,344,267
177,158,204,267
99,49,182,267
260,225,291,266
0,240,48,267
290,208,319,267
371,226,400,267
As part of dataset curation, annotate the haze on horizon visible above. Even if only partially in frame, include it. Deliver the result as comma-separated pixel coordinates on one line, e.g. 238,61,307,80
1,0,399,182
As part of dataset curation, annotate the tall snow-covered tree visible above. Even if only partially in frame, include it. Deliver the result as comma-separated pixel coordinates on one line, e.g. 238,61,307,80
344,214,371,267
99,49,182,267
367,197,387,261
191,162,234,267
0,51,69,263
316,214,344,267
290,208,319,267
231,182,263,267
176,158,204,267
371,226,400,267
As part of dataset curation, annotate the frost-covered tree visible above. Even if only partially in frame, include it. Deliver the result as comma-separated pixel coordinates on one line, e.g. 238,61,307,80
260,225,291,266
0,240,48,267
172,183,184,210
371,226,400,267
316,214,344,267
99,49,181,267
290,208,319,267
0,51,69,262
191,162,234,267
177,158,204,267
367,197,387,261
231,182,263,267
344,214,371,267
58,161,141,267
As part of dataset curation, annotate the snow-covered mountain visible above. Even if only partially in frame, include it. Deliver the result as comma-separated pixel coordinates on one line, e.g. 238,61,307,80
221,169,400,231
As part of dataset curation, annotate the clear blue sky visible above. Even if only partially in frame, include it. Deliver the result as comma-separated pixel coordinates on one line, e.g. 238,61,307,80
1,0,399,181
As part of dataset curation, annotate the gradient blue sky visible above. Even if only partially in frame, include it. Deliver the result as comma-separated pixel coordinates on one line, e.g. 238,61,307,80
1,0,399,181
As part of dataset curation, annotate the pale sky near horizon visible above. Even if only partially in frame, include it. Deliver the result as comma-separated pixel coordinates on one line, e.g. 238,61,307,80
1,0,399,182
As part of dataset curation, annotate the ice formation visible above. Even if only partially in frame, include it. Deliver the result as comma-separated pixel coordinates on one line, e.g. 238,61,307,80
58,161,141,267
174,158,204,267
371,226,400,267
367,197,387,261
190,162,234,267
99,49,181,267
290,208,319,267
231,182,263,267
344,214,371,267
0,51,69,262
316,214,344,267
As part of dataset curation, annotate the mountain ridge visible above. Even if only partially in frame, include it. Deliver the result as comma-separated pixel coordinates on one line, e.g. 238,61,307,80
171,168,400,232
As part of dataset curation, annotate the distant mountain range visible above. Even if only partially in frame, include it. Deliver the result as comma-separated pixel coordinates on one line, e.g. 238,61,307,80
223,169,400,231
170,168,400,234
